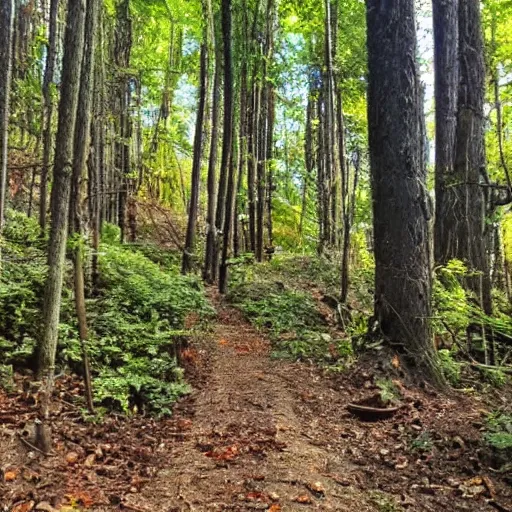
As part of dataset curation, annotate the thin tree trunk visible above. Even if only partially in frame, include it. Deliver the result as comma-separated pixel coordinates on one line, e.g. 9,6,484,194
39,0,60,233
218,0,234,293
70,0,98,414
203,16,220,283
37,0,86,450
366,0,444,386
0,0,15,254
182,2,210,274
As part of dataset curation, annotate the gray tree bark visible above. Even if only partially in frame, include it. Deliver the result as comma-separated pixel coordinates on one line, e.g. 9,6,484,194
0,0,15,242
366,0,444,386
38,0,86,382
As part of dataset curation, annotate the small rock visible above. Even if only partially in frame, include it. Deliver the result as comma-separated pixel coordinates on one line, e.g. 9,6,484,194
411,424,422,431
380,449,390,456
129,487,138,494
269,492,280,501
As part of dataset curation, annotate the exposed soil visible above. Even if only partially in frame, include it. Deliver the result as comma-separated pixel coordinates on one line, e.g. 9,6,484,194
1,292,511,512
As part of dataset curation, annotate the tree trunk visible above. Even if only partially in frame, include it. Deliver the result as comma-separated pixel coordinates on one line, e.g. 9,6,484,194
37,0,86,444
203,16,221,283
114,0,132,243
39,0,60,233
0,0,15,248
218,0,234,294
366,0,444,386
433,0,459,265
70,0,98,414
452,0,491,315
182,2,210,274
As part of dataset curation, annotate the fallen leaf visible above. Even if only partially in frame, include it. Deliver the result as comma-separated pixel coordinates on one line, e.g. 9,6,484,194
268,505,281,512
4,470,18,482
218,338,229,346
84,454,96,468
394,458,409,470
205,445,239,461
307,481,325,495
12,501,35,512
65,451,79,465
35,502,56,512
482,476,496,498
392,354,400,368
245,492,267,502
294,495,312,504
177,419,193,430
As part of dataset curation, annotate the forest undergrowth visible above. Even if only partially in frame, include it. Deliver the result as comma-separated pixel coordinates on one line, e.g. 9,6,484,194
2,211,511,511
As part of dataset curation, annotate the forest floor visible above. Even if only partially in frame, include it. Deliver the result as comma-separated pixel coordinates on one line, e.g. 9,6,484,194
1,290,512,512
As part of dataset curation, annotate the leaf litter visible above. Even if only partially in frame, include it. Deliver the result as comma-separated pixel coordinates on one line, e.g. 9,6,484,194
1,289,511,511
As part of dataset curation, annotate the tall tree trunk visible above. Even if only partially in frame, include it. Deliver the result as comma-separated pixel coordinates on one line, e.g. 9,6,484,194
114,0,132,243
366,0,444,386
203,17,220,283
37,0,86,451
433,0,459,265
266,85,275,252
452,0,491,315
182,1,210,274
39,0,60,233
218,0,234,293
70,0,98,414
0,0,15,252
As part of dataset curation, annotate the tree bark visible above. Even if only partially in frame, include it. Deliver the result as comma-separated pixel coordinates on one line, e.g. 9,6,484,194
37,0,86,445
366,0,444,386
70,0,98,414
182,1,210,274
0,0,15,247
218,0,234,293
39,0,61,233
433,0,459,265
114,0,132,243
452,0,491,315
203,15,221,283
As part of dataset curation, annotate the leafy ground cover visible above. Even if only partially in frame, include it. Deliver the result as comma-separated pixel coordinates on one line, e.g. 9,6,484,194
0,211,213,416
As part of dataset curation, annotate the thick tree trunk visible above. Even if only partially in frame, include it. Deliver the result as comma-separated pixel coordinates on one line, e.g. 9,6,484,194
39,0,60,233
0,0,15,245
366,0,444,386
37,0,86,449
433,0,459,265
183,5,210,274
452,0,491,315
218,0,234,294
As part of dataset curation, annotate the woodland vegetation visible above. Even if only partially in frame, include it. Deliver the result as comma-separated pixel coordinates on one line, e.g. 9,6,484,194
1,0,512,510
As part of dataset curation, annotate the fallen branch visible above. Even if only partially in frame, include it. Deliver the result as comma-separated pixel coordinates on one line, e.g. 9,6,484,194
18,434,57,457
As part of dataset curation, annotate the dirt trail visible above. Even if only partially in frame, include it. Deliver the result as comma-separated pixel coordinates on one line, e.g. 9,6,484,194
134,295,375,511
127,294,510,512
